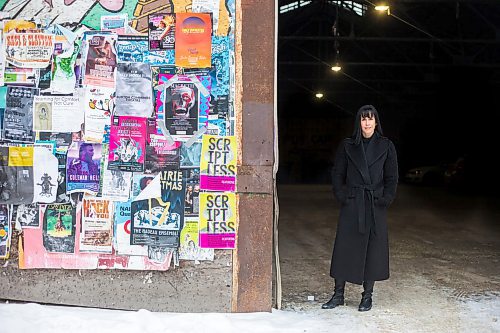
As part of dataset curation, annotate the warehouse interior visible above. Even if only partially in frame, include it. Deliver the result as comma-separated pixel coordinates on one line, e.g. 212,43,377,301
278,0,500,184
276,0,500,328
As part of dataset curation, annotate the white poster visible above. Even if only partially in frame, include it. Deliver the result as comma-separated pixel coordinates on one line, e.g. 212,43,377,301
33,146,59,204
33,96,84,132
83,86,115,143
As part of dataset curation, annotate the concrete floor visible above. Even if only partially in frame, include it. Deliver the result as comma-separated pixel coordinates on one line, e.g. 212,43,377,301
277,184,500,332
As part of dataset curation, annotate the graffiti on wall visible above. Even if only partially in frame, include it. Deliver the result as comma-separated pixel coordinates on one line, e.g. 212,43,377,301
0,0,232,35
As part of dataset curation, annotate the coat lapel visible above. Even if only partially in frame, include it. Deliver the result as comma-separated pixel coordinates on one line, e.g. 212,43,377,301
345,141,371,184
365,133,388,167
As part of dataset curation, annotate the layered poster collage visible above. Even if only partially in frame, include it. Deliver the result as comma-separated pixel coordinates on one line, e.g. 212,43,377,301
0,1,237,271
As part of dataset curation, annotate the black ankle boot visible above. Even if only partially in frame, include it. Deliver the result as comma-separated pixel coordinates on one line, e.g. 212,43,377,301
322,279,345,309
358,295,372,311
358,280,374,312
321,294,344,309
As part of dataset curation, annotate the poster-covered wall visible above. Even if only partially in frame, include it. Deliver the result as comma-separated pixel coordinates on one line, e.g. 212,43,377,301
0,0,237,273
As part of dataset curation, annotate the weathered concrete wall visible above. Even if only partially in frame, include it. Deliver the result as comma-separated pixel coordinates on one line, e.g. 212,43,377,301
0,248,232,312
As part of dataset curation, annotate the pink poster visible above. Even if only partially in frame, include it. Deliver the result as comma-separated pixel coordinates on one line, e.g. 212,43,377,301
108,116,147,172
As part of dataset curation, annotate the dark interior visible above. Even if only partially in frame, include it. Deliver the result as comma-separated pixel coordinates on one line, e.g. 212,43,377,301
278,0,500,191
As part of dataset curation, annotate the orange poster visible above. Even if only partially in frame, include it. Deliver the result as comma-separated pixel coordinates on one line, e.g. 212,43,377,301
175,13,212,68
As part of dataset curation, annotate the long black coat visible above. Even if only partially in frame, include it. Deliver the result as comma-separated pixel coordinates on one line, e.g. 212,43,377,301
330,133,398,284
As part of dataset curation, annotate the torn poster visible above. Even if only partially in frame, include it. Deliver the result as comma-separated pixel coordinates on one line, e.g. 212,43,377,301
0,87,5,138
80,196,113,253
50,40,81,94
16,203,39,228
3,65,37,86
175,13,212,68
130,173,157,201
37,132,72,154
42,203,77,253
199,192,236,249
0,204,11,259
147,246,172,264
0,145,34,204
101,14,128,35
66,142,101,195
114,62,153,117
35,140,56,155
180,142,202,168
0,32,4,86
114,201,147,256
97,143,108,197
200,135,236,191
108,116,146,172
211,36,230,97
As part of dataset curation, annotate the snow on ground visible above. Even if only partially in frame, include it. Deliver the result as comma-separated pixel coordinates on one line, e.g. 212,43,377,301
1,293,499,333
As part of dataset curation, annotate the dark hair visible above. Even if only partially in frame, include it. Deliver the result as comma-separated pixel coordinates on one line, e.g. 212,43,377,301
140,177,154,190
79,143,93,155
351,105,384,144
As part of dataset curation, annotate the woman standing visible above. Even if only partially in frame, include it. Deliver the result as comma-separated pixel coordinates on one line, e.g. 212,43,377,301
322,105,398,312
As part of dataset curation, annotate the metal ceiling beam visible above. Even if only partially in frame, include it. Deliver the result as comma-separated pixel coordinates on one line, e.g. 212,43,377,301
279,78,438,83
278,0,498,7
361,0,499,3
279,36,500,44
279,61,500,67
279,0,500,4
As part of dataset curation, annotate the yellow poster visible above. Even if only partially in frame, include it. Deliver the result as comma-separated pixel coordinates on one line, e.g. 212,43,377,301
199,192,236,249
200,135,236,191
8,146,34,167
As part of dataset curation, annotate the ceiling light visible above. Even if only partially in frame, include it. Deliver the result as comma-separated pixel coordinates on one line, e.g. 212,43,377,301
315,92,324,99
375,5,390,15
331,64,342,72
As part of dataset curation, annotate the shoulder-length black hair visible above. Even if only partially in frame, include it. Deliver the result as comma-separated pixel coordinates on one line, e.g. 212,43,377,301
351,104,384,145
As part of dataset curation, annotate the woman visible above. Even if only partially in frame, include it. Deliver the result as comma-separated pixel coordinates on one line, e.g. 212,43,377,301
322,105,398,312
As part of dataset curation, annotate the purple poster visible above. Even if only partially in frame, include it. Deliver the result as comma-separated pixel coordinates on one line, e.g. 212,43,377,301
66,142,102,195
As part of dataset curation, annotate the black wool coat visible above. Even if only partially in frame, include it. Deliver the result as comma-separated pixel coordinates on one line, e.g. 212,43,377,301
330,133,398,284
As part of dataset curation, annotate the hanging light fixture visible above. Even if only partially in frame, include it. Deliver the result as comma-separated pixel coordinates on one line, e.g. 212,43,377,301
331,8,342,73
375,4,390,15
331,64,342,72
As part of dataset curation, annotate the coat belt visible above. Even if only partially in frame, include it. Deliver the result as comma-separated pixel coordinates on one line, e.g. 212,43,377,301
350,184,377,235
